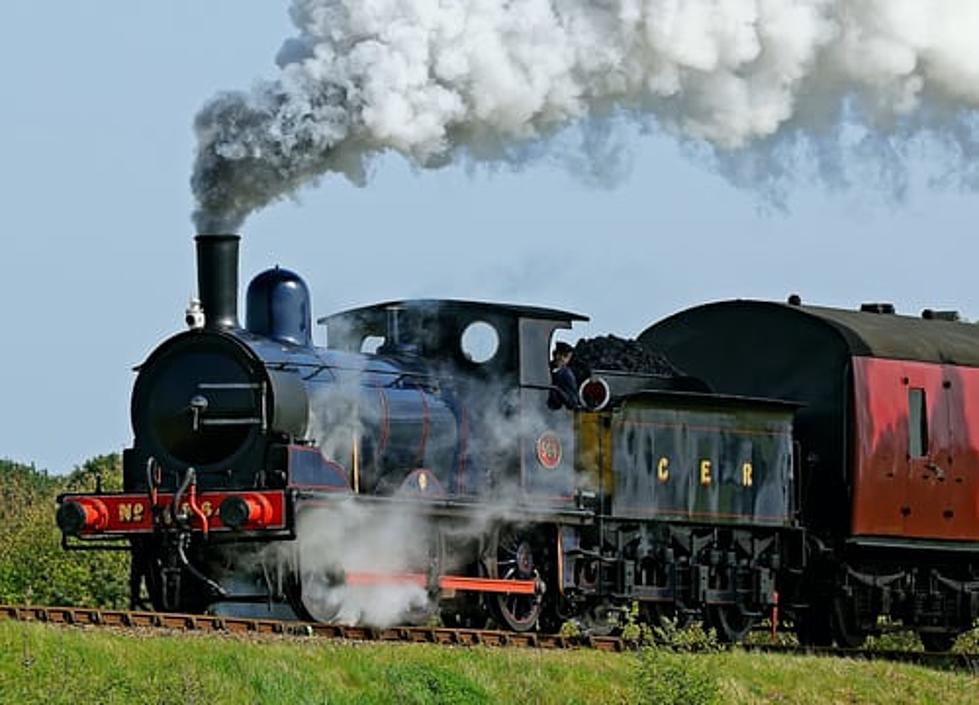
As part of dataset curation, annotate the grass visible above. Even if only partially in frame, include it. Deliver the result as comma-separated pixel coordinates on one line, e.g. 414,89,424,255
703,650,974,705
0,622,633,705
2,622,978,704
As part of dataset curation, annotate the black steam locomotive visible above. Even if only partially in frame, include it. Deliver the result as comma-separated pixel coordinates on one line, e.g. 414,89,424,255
57,235,979,647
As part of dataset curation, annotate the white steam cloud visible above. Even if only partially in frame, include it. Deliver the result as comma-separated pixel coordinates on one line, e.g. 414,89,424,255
193,0,979,230
288,502,434,627
274,366,567,628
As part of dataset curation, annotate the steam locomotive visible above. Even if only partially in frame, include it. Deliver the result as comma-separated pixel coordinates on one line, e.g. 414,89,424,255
57,235,979,647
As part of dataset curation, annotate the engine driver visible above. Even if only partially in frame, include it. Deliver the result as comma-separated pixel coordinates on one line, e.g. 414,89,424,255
548,341,580,410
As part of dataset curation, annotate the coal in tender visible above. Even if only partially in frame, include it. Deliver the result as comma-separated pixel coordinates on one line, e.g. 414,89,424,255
570,335,683,382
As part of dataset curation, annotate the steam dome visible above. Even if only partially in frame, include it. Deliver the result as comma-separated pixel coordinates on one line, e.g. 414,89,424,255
246,266,312,346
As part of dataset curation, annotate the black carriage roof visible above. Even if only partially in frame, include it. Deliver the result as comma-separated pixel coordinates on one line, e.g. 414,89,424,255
673,299,979,367
318,299,588,326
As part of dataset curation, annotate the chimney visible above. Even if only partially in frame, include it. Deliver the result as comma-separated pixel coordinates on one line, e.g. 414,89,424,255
195,234,240,330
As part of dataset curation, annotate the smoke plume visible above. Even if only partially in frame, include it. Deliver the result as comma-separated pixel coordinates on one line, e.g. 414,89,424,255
193,0,979,228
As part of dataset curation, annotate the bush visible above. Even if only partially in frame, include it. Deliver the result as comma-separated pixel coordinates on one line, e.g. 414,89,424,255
651,617,722,653
954,622,979,652
864,623,923,652
619,601,653,644
558,619,583,639
743,618,799,646
635,649,720,705
0,456,129,608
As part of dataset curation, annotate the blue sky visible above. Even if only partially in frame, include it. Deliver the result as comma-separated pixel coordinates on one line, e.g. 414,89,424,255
1,1,976,473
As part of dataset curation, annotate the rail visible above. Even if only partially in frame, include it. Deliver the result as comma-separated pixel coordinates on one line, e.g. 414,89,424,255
2,604,977,673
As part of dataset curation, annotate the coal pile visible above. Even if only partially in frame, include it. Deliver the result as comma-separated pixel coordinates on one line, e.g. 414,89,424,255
570,335,682,382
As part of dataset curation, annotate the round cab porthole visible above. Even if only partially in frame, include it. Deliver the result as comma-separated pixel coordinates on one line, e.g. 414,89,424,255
460,321,499,364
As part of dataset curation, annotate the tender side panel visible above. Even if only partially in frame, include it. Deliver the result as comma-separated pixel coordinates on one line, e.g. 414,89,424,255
851,357,979,540
610,398,795,526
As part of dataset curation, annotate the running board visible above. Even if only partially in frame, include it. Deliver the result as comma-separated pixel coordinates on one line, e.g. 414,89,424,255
344,572,537,595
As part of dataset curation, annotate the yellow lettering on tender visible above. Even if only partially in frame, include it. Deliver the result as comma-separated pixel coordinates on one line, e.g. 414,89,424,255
201,501,213,517
118,503,133,523
132,502,144,521
700,460,712,486
657,457,670,483
742,462,753,488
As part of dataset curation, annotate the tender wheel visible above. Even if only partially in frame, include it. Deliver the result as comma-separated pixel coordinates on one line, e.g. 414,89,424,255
796,595,868,648
705,603,756,643
487,525,546,632
639,602,693,634
635,557,694,632
830,596,868,649
919,630,958,653
703,566,759,643
794,605,834,647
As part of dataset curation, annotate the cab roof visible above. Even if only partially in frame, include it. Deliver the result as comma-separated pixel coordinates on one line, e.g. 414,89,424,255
318,299,588,326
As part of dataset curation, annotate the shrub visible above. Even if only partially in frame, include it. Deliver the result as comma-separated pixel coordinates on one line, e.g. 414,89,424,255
558,619,583,639
743,618,799,646
864,624,923,652
0,456,129,608
620,601,653,645
635,649,720,705
954,622,979,652
651,617,722,653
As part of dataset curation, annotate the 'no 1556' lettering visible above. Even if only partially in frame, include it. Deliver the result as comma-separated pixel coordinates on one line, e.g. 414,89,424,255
116,501,216,523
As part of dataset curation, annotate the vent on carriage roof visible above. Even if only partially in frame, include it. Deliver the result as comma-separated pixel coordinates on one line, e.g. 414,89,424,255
921,309,961,322
860,302,896,314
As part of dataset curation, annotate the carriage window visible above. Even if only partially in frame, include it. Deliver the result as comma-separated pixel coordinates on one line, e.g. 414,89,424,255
908,388,928,457
460,321,499,363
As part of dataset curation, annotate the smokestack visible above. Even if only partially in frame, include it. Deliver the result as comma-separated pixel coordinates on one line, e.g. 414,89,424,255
195,234,240,330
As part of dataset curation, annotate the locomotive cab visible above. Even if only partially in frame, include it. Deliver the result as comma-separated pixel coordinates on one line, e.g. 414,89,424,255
319,299,588,501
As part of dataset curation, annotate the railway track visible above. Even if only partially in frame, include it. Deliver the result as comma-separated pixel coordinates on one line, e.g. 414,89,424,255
2,604,978,673
0,604,622,651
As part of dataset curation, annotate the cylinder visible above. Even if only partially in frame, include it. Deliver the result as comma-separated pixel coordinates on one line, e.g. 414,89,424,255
195,234,240,329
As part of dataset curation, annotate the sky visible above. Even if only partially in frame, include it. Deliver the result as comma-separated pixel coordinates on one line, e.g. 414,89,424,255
1,1,977,474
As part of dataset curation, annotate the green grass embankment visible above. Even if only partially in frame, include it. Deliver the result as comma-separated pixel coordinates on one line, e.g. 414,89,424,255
1,621,977,705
